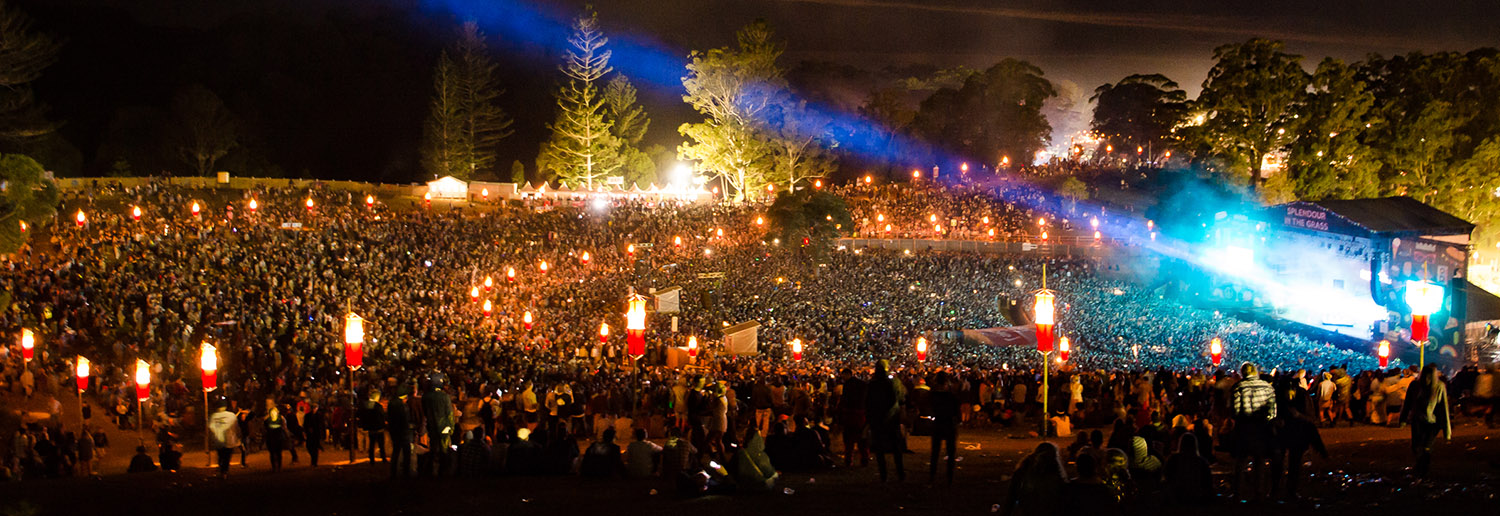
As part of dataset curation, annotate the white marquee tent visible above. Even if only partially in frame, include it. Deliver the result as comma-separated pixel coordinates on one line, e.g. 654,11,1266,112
426,176,469,200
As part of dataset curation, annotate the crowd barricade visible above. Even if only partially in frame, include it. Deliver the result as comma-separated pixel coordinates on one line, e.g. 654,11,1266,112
54,176,428,198
837,237,1143,260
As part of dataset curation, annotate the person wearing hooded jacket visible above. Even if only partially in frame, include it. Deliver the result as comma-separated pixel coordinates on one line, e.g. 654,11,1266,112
865,359,906,482
732,426,777,491
1400,364,1451,478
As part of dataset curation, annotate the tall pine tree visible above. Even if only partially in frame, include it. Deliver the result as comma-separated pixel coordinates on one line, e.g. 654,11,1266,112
422,22,512,180
603,75,655,185
0,2,60,147
540,7,617,189
422,52,466,178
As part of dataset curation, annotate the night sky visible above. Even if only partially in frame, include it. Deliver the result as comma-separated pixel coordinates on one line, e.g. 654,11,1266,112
13,0,1500,181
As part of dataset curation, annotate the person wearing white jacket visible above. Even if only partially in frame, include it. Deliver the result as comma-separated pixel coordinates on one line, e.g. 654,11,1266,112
207,404,242,477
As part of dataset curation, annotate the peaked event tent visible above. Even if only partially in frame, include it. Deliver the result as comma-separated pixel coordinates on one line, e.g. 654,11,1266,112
427,176,468,199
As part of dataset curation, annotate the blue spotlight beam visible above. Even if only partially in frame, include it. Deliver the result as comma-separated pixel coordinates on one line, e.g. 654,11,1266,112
419,1,1295,287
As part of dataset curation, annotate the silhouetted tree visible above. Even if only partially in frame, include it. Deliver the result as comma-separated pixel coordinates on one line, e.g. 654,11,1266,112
168,84,237,176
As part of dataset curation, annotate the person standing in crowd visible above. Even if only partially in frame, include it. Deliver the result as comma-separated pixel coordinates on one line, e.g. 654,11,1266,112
264,397,288,473
1400,364,1451,478
520,382,539,430
304,402,326,467
423,373,456,477
866,359,906,482
19,367,33,400
1068,376,1084,416
1477,365,1498,428
1385,368,1415,426
1230,362,1276,501
1271,381,1327,501
360,390,387,463
75,427,95,478
208,404,241,477
234,401,252,468
1317,372,1336,425
283,401,302,466
479,392,497,441
752,378,774,437
929,371,960,484
387,384,413,478
837,368,869,467
1333,367,1354,427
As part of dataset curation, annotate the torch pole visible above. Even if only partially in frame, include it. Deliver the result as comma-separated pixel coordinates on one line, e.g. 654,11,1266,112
1040,262,1049,439
1041,350,1049,439
349,366,357,464
204,391,212,467
75,357,83,427
138,396,144,444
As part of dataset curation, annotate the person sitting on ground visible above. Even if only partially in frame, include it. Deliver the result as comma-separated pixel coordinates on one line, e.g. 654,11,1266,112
625,427,662,478
731,426,778,491
1004,442,1067,516
127,446,157,473
1062,453,1124,515
457,430,491,477
763,418,796,471
1163,433,1214,505
1065,431,1091,461
792,415,833,471
505,428,541,475
542,426,579,475
580,427,624,478
1129,435,1161,483
659,428,697,479
1103,448,1137,508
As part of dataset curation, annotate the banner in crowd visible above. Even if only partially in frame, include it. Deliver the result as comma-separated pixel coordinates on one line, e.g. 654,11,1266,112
723,321,760,355
655,286,682,313
961,325,1037,348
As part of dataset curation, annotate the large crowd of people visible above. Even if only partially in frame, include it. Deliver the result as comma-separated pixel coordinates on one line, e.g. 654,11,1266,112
0,178,1493,508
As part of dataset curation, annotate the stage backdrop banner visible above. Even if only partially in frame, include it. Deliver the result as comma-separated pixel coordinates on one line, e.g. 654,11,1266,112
723,321,760,355
655,286,682,313
961,325,1036,348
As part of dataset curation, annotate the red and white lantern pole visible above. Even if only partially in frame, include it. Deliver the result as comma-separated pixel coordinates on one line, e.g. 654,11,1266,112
626,293,647,360
135,359,151,441
1209,338,1223,368
343,312,364,463
200,342,217,466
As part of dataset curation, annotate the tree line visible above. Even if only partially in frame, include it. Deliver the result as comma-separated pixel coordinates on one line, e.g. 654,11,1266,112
418,8,1059,203
5,1,1500,244
1090,39,1500,243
